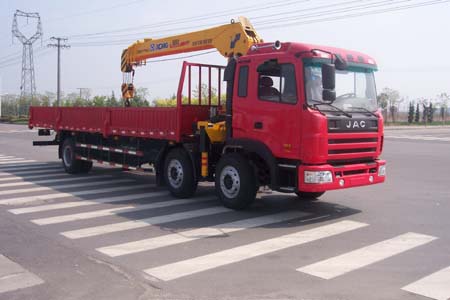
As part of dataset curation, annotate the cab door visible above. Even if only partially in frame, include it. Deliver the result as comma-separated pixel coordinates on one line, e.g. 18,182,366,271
232,58,302,160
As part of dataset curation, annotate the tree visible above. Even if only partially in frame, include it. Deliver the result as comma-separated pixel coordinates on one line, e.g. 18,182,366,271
377,92,388,120
422,103,428,123
438,92,449,123
379,88,401,123
106,91,120,107
92,96,106,107
407,102,414,124
415,103,420,123
192,83,218,105
428,102,434,123
132,87,150,107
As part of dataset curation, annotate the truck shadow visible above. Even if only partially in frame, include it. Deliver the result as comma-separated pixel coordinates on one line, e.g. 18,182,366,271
0,165,361,231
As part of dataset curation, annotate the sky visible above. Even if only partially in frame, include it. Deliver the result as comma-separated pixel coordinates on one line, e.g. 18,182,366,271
0,0,449,103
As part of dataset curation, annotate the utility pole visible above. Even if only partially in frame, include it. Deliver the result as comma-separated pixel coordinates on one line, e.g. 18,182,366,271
48,37,70,106
76,88,89,100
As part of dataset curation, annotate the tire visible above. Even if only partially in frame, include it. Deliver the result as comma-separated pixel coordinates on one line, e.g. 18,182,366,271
79,160,93,173
61,138,83,174
295,191,325,201
164,148,197,198
215,153,257,210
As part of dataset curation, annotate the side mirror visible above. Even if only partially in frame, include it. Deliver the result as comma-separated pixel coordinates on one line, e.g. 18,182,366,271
323,89,336,102
322,64,336,102
321,63,335,90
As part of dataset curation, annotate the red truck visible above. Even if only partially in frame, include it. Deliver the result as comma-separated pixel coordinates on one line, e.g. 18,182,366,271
29,18,386,209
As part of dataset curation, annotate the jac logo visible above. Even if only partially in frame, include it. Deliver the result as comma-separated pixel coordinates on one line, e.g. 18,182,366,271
346,120,366,129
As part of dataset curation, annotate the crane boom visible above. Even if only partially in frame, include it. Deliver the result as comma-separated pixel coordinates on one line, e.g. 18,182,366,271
120,17,262,102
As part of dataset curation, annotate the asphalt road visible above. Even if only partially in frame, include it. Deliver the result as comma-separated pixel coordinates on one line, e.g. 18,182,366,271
0,123,449,300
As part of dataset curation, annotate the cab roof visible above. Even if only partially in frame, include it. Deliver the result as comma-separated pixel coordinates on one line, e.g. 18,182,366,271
245,41,377,69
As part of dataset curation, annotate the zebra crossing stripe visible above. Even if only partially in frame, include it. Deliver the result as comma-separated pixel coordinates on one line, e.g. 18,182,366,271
0,179,137,205
297,232,437,279
0,160,36,165
0,157,19,160
9,191,169,214
0,174,111,188
0,254,44,293
402,266,450,300
0,171,67,182
144,220,368,281
97,211,309,257
32,198,209,225
0,178,132,197
61,204,228,239
0,165,59,173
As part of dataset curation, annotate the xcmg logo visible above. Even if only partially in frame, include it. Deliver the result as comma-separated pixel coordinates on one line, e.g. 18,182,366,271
150,42,169,52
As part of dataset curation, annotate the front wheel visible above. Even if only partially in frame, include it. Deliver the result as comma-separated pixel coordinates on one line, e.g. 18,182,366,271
215,153,257,210
164,148,197,198
295,191,325,201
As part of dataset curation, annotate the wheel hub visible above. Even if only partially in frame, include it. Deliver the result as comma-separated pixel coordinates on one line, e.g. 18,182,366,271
220,166,240,199
167,159,184,189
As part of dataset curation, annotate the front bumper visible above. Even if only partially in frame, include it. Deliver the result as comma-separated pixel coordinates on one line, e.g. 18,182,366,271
297,160,386,192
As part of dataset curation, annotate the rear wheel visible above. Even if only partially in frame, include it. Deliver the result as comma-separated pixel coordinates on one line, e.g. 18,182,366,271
79,160,93,173
164,148,197,198
61,138,83,174
295,191,325,201
215,153,257,210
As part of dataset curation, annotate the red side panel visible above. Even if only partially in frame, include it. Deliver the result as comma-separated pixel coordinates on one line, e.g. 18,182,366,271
29,106,180,141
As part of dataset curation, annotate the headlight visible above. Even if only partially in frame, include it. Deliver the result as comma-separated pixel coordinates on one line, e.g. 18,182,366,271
304,171,333,184
378,165,386,177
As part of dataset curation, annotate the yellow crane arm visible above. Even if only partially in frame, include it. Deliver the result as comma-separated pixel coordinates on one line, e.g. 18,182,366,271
121,17,262,74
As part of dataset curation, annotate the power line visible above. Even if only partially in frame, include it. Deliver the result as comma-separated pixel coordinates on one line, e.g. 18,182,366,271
258,0,450,30
46,0,147,23
67,0,305,39
67,0,448,48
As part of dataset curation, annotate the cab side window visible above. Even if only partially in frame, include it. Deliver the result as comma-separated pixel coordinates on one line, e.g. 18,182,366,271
258,63,297,104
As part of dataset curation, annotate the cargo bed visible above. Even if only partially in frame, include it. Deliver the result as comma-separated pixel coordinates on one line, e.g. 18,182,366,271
29,62,225,142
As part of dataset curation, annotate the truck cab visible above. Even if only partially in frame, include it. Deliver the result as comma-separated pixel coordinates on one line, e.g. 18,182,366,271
219,41,385,204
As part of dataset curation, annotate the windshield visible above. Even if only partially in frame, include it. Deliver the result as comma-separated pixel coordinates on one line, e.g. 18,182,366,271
304,65,377,112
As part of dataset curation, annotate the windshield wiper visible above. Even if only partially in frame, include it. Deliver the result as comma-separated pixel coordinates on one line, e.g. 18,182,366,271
309,100,352,118
346,106,378,118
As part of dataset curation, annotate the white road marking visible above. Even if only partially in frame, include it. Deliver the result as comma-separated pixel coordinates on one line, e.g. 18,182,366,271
0,183,150,206
0,178,132,197
0,157,19,160
0,129,37,133
0,178,135,204
0,165,60,174
61,204,228,239
32,198,208,225
0,174,111,188
402,266,450,300
97,211,308,257
144,220,368,281
297,232,437,279
0,254,44,294
0,171,67,182
9,191,169,214
0,160,36,165
385,135,450,142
